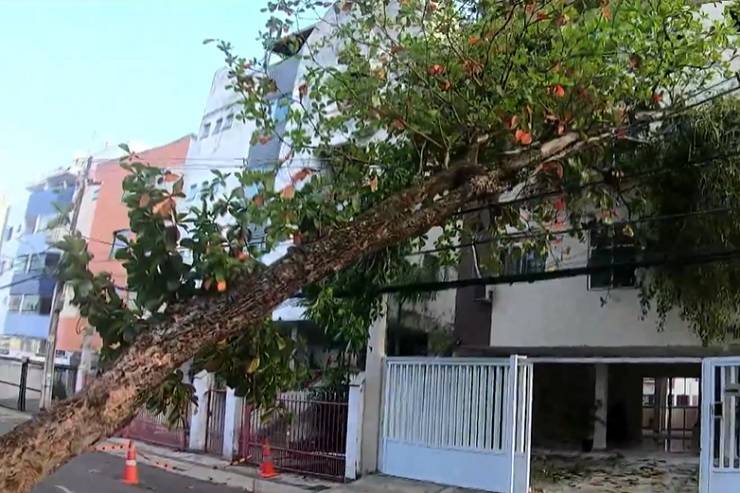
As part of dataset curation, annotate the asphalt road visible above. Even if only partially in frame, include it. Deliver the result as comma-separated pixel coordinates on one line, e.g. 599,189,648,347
1,407,248,493
31,452,249,493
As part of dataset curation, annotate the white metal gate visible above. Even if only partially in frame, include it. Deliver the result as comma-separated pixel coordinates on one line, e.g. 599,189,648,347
700,357,740,493
380,356,533,493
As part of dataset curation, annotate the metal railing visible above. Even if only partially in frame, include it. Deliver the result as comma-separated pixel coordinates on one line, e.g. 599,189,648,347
237,387,349,480
120,407,190,450
205,389,227,455
0,356,75,413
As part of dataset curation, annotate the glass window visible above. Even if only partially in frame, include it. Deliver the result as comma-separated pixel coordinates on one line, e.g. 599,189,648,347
589,226,637,289
4,227,12,241
213,118,223,134
223,113,235,130
109,229,132,258
272,95,290,123
45,253,60,271
13,255,28,273
39,296,53,315
501,248,546,276
186,183,198,201
8,295,22,312
21,295,40,313
25,215,38,233
28,254,45,273
200,122,211,139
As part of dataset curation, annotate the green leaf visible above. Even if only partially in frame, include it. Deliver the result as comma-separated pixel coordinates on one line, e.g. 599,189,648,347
246,356,260,374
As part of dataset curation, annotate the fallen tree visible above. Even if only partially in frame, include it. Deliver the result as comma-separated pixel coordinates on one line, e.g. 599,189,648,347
2,1,740,491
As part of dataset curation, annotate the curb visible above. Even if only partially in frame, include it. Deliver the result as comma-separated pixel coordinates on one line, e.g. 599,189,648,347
98,438,332,493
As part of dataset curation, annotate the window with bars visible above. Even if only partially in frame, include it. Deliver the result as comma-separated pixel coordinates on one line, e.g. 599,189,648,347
588,226,637,289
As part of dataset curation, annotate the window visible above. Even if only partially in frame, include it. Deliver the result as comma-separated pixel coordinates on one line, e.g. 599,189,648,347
589,226,637,289
13,255,28,273
213,118,223,134
39,296,53,315
25,215,38,234
35,214,57,232
45,253,60,271
8,295,21,312
501,248,547,276
4,227,11,241
109,229,132,258
186,183,198,201
200,122,211,139
0,260,5,274
271,95,290,123
27,254,45,273
21,295,40,313
223,113,235,130
643,394,656,406
676,395,690,407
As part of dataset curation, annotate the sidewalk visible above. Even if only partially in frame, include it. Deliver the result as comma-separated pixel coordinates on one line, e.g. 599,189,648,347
99,438,481,493
0,405,30,435
102,437,334,493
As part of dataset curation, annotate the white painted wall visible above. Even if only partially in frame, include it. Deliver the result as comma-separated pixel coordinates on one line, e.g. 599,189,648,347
490,234,701,348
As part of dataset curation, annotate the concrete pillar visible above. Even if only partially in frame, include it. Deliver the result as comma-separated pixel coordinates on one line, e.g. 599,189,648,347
222,387,239,459
594,363,608,450
360,295,388,474
189,371,213,451
345,372,365,480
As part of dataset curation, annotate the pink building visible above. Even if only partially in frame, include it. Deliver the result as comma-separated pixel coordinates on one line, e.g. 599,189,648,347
57,135,193,353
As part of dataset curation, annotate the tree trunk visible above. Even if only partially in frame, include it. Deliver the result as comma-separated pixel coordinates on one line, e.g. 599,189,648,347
0,133,586,492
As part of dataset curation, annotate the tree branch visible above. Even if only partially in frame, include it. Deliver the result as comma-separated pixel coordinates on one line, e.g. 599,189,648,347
0,132,603,493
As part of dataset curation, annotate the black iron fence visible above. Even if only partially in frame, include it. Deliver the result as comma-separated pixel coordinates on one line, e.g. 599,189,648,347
205,389,228,455
0,356,76,413
237,386,349,480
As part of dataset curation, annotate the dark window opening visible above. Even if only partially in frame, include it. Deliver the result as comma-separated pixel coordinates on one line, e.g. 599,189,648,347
39,296,53,315
589,226,637,289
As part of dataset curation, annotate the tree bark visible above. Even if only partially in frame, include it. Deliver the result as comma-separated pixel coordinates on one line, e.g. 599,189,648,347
0,133,588,493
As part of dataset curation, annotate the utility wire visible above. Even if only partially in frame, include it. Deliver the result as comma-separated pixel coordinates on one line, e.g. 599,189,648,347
457,148,740,217
411,206,736,257
375,247,740,295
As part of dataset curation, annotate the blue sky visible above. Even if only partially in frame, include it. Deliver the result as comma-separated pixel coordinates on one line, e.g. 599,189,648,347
0,0,269,203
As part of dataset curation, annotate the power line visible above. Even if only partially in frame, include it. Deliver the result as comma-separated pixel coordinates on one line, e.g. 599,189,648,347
411,206,736,257
0,274,51,291
375,247,740,295
458,148,740,217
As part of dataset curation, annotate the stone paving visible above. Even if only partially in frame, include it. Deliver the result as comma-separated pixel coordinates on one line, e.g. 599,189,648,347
530,452,699,492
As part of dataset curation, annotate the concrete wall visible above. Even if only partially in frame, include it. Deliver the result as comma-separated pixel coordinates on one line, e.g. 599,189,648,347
490,236,702,348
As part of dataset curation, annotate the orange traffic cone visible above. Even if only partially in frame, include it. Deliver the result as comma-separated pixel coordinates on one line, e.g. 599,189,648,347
259,440,279,479
122,440,139,485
